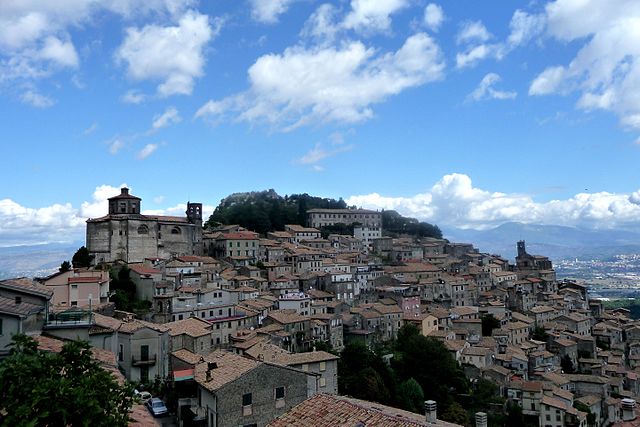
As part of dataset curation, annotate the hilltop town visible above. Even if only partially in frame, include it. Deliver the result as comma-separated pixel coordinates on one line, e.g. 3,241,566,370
1,187,639,427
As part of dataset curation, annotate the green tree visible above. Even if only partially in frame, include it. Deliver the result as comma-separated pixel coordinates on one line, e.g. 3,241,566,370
397,378,424,413
505,402,525,427
532,325,548,342
393,324,470,409
481,314,500,336
0,334,134,426
59,260,71,272
338,342,396,406
440,401,470,425
72,246,94,268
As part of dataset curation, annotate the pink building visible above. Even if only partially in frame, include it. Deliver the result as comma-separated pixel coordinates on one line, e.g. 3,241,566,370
37,269,110,308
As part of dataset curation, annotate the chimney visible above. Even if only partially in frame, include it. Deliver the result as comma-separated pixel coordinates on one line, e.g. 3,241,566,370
14,296,22,305
425,400,437,423
622,398,636,421
475,412,488,427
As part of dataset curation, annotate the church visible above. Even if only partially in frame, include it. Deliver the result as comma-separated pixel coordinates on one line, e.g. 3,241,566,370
86,187,203,264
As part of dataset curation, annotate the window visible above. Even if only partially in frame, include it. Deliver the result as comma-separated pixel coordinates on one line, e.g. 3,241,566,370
319,377,326,387
0,318,3,335
137,225,148,234
118,344,124,362
319,361,326,371
275,387,285,399
242,393,252,406
171,227,181,235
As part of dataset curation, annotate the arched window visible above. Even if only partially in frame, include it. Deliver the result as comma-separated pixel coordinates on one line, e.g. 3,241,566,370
137,225,149,234
171,227,181,235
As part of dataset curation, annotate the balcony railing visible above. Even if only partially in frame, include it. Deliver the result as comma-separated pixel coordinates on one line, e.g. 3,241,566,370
132,354,157,366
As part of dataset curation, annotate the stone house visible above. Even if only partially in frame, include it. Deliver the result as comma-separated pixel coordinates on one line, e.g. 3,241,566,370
0,278,53,356
194,350,315,427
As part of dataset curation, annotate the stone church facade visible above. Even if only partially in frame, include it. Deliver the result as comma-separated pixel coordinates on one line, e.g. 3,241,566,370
86,188,203,264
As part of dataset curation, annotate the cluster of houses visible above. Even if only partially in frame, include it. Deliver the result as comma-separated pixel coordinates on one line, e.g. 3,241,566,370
2,187,640,426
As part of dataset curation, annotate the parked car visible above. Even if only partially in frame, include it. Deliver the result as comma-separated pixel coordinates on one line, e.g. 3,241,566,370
146,398,168,417
134,390,152,404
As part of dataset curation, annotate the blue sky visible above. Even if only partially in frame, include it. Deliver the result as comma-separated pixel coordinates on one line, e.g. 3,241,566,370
2,0,640,246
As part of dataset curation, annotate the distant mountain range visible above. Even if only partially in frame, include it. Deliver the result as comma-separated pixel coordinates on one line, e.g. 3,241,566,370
444,222,640,261
0,242,80,279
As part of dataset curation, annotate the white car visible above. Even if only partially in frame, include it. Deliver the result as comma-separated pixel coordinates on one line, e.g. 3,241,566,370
134,390,152,404
146,398,168,417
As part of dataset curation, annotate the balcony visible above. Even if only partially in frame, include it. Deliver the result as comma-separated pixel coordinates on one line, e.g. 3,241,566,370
132,354,157,366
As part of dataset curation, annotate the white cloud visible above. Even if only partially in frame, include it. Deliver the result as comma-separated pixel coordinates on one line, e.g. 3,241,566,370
507,10,546,48
468,73,517,102
529,65,566,95
151,106,181,130
423,4,444,32
0,182,218,246
142,203,215,219
115,10,221,96
20,90,54,108
196,32,445,130
83,122,98,135
80,184,129,218
38,36,78,68
153,195,165,204
121,90,146,104
346,173,640,230
296,142,354,167
343,0,409,34
456,44,491,69
457,21,491,45
301,4,340,42
250,0,295,24
0,0,195,99
108,139,125,155
137,143,158,160
0,183,128,245
529,0,640,129
455,11,545,69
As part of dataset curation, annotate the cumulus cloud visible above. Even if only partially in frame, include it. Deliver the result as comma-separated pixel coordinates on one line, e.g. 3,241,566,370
115,11,220,97
151,106,181,130
0,183,127,246
137,143,158,160
196,32,445,130
0,183,216,246
529,0,640,129
250,0,295,24
468,73,517,102
346,173,640,230
0,0,196,103
342,0,409,34
121,90,146,104
456,10,545,69
20,90,55,108
423,4,444,32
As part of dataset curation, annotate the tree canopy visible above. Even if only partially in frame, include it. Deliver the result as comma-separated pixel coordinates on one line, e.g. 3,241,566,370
381,210,442,239
205,189,348,234
205,189,442,239
0,334,134,426
72,246,94,268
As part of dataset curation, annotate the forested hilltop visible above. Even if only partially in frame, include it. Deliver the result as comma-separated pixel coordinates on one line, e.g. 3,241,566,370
205,189,442,239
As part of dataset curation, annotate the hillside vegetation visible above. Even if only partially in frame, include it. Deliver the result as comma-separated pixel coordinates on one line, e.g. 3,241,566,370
205,189,442,239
